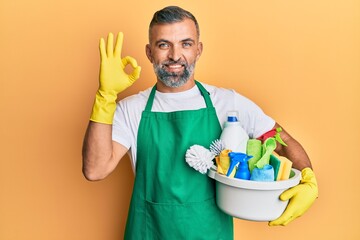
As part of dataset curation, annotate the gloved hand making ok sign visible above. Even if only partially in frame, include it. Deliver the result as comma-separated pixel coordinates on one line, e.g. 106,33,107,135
90,32,141,124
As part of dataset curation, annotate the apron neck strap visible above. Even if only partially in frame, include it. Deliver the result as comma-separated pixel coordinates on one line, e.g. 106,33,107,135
145,80,213,111
195,80,213,108
145,85,157,111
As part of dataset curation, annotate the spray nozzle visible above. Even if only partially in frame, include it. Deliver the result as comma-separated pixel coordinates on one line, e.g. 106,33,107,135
257,127,287,146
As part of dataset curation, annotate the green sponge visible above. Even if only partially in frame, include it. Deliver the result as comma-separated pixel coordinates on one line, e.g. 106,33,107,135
269,155,281,181
246,139,262,173
256,138,277,169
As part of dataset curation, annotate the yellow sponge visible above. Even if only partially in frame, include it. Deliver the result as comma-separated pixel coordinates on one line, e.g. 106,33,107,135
216,150,236,177
277,156,293,180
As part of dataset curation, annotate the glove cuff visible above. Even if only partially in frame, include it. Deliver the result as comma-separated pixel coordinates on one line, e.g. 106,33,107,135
301,168,316,181
301,167,319,196
90,90,117,124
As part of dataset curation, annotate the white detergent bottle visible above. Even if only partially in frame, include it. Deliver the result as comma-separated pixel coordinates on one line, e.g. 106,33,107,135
220,111,249,153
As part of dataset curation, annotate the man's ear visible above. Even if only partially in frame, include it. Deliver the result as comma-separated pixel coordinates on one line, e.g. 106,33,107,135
145,44,153,63
196,42,203,61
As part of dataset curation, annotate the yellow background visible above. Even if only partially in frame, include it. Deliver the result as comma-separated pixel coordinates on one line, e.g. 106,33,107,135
1,0,359,239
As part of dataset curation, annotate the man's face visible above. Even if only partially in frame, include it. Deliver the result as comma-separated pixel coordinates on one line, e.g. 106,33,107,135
146,18,203,88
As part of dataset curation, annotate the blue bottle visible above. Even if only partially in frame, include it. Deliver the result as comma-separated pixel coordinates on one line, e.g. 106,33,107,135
227,152,252,180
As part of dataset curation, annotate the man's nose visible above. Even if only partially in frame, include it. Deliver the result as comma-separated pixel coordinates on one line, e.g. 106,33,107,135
168,46,182,61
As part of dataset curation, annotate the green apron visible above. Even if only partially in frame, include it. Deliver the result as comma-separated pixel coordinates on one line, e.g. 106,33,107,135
124,81,233,240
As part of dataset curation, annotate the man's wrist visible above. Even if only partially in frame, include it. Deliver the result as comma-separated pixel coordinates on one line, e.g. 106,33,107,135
90,91,117,124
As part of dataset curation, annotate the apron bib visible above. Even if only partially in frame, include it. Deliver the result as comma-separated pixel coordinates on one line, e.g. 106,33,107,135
124,81,233,240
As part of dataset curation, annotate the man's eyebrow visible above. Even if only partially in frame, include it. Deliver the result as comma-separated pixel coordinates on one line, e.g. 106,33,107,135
155,39,171,45
181,38,195,43
154,38,196,45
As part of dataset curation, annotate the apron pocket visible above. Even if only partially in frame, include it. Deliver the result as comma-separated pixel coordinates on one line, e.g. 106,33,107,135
145,198,232,240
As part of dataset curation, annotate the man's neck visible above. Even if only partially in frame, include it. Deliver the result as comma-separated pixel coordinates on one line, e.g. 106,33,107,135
156,78,196,93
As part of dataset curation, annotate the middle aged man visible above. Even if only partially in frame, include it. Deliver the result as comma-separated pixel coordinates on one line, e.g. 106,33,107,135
83,6,318,240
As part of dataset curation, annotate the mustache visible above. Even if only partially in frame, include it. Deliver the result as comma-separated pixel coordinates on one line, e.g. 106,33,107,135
161,60,187,66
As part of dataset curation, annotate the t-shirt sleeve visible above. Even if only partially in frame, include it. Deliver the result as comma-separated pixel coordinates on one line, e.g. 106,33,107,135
233,91,275,139
112,102,132,149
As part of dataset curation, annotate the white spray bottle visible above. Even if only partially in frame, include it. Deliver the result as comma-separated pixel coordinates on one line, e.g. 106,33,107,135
220,111,249,153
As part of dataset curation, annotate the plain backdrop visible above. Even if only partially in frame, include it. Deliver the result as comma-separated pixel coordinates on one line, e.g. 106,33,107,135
1,0,359,239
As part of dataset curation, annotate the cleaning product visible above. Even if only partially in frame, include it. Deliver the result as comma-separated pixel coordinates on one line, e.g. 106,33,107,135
257,127,287,146
218,149,234,176
250,165,275,182
246,139,262,173
220,111,249,153
277,156,293,180
209,139,225,156
255,137,277,169
227,152,253,180
269,154,281,181
215,156,222,174
185,145,215,174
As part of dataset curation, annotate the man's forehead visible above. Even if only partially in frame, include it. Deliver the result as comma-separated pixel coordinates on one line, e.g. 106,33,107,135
149,19,198,42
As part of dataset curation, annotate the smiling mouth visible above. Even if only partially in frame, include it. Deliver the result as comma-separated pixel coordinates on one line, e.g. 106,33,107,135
164,64,184,72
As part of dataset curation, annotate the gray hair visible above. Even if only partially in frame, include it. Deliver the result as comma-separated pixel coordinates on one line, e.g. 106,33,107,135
149,6,200,40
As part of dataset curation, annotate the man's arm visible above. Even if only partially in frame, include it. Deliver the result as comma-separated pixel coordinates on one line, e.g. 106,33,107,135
82,32,141,181
82,122,128,181
273,122,312,170
269,122,318,226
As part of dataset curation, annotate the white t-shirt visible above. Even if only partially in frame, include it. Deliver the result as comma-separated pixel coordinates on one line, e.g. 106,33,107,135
112,82,275,172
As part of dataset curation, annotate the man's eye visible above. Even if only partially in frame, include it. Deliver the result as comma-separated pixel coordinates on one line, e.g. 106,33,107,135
159,43,169,49
183,42,192,47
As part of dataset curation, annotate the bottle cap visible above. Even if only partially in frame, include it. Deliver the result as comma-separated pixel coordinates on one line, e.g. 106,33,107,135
227,111,239,122
227,116,238,122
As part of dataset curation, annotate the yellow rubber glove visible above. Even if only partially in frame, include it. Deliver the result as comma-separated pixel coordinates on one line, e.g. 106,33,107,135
269,167,318,226
90,32,141,124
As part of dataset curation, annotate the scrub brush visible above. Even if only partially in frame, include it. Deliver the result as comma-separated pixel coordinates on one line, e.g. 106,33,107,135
185,145,215,174
209,139,225,156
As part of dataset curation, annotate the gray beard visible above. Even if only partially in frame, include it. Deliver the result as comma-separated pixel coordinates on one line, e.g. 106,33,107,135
153,61,196,88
